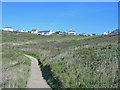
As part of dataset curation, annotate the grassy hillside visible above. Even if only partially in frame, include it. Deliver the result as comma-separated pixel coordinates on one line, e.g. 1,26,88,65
1,31,119,88
1,31,31,88
2,31,100,42
2,47,31,88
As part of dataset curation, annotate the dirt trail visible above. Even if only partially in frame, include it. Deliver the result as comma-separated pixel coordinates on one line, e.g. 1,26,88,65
25,54,51,88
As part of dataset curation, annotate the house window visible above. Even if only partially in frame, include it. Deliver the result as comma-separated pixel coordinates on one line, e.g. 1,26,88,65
44,32,49,35
69,33,74,35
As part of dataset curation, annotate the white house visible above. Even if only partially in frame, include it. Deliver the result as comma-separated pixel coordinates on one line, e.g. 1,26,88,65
52,31,56,34
68,29,77,35
111,29,118,34
16,30,25,32
37,30,53,35
3,27,13,31
31,29,38,34
104,32,108,35
82,33,88,36
108,31,112,34
59,31,66,34
90,34,93,36
24,31,28,33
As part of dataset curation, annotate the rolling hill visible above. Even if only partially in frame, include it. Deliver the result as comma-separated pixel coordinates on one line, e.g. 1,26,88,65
1,30,119,88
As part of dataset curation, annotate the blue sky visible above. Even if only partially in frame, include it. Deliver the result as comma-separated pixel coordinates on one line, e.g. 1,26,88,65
1,0,119,2
2,2,118,34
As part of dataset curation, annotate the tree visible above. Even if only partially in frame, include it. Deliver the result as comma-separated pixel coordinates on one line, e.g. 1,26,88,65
92,33,96,35
54,31,60,34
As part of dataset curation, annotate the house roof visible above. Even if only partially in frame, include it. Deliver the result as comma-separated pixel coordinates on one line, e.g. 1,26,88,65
38,30,51,33
32,29,38,31
5,27,12,28
82,33,88,35
111,29,119,33
68,29,75,32
17,30,24,31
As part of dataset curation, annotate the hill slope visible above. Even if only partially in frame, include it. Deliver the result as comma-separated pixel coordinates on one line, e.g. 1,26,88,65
1,31,119,88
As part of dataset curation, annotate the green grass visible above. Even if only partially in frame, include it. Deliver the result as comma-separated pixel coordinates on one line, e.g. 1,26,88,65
2,31,101,42
1,30,119,88
1,42,31,88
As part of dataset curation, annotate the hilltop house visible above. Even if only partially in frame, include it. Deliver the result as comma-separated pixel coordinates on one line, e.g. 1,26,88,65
3,27,13,31
31,29,38,34
82,33,88,36
59,31,66,34
24,31,28,33
90,34,93,36
104,32,108,35
68,29,77,35
37,30,53,35
52,31,56,34
111,29,119,34
16,30,25,32
108,31,112,34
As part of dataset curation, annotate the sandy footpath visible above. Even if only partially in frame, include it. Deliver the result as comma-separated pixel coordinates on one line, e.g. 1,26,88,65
25,54,51,88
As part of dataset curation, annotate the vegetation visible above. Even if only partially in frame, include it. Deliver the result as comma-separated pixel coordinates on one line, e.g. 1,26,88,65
53,31,60,34
2,31,100,42
1,31,31,88
92,33,96,35
1,31,119,88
